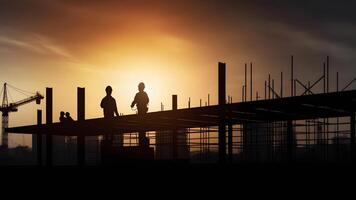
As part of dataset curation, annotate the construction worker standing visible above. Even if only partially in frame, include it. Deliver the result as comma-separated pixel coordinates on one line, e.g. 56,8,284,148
101,86,119,118
100,86,119,162
131,82,149,115
131,82,149,147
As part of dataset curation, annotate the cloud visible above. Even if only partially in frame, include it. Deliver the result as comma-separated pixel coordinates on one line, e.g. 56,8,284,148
267,22,356,60
0,35,46,54
0,30,75,60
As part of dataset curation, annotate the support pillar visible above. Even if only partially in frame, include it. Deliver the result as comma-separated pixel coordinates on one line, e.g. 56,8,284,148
77,87,85,166
351,113,355,162
172,95,178,160
228,122,233,163
37,109,42,166
218,62,226,164
287,120,294,162
46,88,53,166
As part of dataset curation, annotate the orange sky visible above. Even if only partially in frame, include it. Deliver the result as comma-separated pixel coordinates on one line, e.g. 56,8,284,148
1,0,356,147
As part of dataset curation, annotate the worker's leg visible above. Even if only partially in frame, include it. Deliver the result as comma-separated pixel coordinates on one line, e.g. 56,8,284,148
138,109,148,147
139,131,147,147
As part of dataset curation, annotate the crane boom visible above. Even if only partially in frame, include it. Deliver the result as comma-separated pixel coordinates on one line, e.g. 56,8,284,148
9,92,43,108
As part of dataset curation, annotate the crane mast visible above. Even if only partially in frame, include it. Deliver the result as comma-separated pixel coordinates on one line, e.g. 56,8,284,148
0,83,43,149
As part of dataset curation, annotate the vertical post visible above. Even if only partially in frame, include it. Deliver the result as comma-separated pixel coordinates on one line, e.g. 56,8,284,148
188,97,191,108
291,55,294,97
218,62,226,164
336,72,340,159
46,88,53,166
323,62,326,93
272,79,275,99
351,113,355,162
242,86,245,102
172,95,178,160
280,72,283,98
327,56,329,93
172,95,177,110
287,120,294,162
228,122,233,163
268,74,271,99
250,62,252,101
37,109,42,166
264,81,267,100
326,58,330,160
244,63,247,102
336,72,339,92
208,94,210,106
77,87,85,166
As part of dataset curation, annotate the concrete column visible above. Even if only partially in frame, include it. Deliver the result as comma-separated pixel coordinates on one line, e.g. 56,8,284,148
228,122,233,163
172,95,178,160
287,120,293,162
77,87,85,166
218,62,226,164
46,88,53,166
36,109,42,166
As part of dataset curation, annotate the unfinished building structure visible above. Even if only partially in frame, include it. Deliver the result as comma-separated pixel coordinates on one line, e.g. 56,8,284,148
6,56,356,165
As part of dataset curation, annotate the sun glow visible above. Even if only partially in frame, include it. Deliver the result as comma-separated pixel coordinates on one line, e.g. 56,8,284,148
108,61,172,113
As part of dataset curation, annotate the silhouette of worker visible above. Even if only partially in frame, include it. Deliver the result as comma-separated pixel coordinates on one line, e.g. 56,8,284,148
59,111,66,123
65,112,74,122
101,86,119,118
131,82,149,147
131,82,149,115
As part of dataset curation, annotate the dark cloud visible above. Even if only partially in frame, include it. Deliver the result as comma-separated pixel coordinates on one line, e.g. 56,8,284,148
1,0,356,78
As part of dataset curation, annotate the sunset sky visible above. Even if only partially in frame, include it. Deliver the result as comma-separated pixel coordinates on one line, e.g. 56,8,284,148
1,0,356,147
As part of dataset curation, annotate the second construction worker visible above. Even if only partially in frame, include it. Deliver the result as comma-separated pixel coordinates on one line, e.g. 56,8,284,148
131,82,149,115
131,82,149,147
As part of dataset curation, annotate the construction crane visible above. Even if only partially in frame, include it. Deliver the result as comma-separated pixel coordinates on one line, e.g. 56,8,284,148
0,83,43,149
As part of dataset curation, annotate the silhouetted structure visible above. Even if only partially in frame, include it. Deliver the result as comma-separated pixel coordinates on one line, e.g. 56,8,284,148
0,83,43,149
156,129,189,160
6,58,356,166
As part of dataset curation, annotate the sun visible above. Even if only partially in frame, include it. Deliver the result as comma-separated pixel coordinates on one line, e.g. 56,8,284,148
108,61,169,113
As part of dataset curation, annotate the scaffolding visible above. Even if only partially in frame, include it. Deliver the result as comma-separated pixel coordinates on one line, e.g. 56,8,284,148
5,56,356,165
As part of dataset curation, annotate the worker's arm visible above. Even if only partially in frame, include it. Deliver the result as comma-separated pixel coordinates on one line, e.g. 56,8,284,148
100,98,104,108
130,100,136,108
130,94,137,108
114,105,119,117
113,99,119,116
